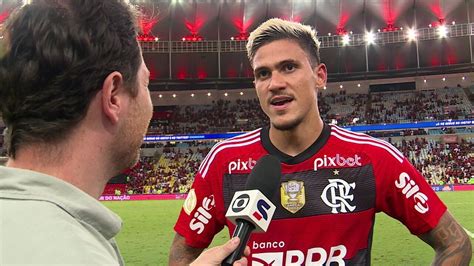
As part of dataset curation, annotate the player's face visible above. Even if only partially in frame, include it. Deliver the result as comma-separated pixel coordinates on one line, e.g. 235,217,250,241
116,56,153,169
252,39,326,131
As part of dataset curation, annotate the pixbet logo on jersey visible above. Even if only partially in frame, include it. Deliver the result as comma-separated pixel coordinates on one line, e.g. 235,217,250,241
395,172,429,214
189,195,215,234
231,194,271,221
313,154,362,171
228,158,257,174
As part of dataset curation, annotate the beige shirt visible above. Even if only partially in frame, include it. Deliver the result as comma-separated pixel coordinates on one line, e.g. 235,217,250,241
0,166,124,265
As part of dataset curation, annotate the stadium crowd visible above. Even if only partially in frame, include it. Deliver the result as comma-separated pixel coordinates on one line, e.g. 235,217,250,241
147,86,472,134
391,137,473,185
124,142,212,195
119,135,473,195
1,86,473,192
119,85,473,195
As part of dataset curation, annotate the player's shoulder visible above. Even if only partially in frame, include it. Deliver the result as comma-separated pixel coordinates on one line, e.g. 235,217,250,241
197,128,262,178
329,125,405,164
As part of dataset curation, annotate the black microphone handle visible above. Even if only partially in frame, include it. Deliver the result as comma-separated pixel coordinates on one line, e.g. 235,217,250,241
221,219,255,266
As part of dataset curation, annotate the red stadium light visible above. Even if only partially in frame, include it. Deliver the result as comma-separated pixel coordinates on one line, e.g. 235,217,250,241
137,33,158,42
382,23,400,32
182,33,203,42
336,27,347,36
0,11,9,24
430,18,446,28
232,32,249,41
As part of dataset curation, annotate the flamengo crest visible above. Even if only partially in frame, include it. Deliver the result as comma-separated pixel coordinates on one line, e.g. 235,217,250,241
321,179,356,214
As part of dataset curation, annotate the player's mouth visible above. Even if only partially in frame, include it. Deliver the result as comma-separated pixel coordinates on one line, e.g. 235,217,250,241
270,96,294,110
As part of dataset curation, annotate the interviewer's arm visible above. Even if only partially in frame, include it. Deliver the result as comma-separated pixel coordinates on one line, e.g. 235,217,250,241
418,211,472,266
169,233,204,266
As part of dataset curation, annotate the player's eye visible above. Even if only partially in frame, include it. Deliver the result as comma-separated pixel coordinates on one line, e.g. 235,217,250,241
256,70,270,80
283,63,296,72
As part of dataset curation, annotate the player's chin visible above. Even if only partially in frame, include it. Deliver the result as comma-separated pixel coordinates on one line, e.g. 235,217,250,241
271,117,301,131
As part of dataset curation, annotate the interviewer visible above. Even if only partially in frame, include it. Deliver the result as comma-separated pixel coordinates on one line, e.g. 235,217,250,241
0,0,247,265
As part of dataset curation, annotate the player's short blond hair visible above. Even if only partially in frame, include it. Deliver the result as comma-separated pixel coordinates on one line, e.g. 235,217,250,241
246,18,321,67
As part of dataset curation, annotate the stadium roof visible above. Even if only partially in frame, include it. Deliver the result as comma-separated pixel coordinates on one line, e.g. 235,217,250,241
1,0,473,90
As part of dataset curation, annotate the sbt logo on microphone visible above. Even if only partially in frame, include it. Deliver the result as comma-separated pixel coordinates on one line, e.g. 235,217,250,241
228,158,257,174
314,154,362,171
225,190,276,232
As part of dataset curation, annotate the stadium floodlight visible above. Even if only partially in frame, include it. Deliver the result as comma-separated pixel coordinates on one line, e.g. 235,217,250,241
407,28,417,41
365,31,375,45
437,25,448,38
341,34,350,46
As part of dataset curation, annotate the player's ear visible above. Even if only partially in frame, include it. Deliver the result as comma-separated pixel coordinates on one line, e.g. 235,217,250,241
101,71,125,125
313,63,327,88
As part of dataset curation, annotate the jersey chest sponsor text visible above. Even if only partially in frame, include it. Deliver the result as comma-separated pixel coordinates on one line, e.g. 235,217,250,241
314,154,362,171
252,241,347,266
228,158,257,174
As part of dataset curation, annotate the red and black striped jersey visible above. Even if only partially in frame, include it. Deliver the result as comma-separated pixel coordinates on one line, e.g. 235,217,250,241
174,124,446,265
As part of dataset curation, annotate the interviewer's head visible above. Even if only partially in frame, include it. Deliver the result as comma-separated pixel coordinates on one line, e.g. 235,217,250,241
0,0,152,171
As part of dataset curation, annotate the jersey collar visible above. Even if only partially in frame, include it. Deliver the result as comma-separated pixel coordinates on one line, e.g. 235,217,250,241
260,123,331,165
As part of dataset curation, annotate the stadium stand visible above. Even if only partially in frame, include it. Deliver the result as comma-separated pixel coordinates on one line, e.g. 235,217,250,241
121,134,473,195
0,85,471,194
389,137,473,186
146,86,473,134
100,84,474,195
121,142,213,195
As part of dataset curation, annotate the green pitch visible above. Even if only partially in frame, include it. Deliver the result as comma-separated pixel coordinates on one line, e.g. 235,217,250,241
103,191,474,265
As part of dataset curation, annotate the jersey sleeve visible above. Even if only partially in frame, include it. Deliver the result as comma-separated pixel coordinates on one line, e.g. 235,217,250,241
373,145,447,235
173,156,226,248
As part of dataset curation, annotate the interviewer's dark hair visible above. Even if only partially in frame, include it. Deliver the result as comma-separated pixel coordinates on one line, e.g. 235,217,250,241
0,0,141,158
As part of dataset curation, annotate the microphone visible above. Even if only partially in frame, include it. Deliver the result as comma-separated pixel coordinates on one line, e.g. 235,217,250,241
222,155,281,266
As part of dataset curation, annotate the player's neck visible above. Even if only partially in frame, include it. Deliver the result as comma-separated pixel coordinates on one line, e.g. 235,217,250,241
269,116,324,157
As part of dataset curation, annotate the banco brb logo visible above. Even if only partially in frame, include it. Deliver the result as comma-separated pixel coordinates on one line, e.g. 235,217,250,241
321,179,356,214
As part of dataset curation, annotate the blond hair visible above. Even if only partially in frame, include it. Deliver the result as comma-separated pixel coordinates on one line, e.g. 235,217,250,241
246,18,321,67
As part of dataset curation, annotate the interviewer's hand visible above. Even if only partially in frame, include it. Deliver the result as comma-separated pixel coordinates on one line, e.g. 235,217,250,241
189,237,250,266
